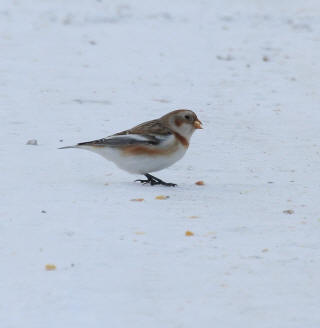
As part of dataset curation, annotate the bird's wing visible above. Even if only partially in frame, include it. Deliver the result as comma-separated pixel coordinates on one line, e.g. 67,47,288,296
77,120,172,148
121,119,172,136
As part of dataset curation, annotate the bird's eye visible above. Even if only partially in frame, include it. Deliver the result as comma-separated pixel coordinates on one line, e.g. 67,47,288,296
185,115,191,120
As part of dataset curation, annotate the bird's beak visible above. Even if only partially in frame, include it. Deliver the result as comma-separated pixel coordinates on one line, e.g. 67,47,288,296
194,119,203,129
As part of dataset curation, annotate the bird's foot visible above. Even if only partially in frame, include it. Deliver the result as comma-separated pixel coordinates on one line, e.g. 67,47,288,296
135,173,177,187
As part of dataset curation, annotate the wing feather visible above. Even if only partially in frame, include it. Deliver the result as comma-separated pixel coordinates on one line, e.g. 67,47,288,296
78,133,170,148
77,118,173,148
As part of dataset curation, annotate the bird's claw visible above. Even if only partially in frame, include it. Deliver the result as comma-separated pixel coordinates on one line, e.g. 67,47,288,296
135,174,177,187
135,179,149,184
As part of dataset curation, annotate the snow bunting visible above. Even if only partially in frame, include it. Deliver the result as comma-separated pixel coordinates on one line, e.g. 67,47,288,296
60,109,202,186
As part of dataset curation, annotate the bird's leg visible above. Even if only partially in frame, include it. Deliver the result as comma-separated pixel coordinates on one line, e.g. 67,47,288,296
135,173,177,187
146,174,177,187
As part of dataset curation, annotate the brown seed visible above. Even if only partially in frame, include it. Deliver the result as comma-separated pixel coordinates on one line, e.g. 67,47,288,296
130,198,144,202
195,180,205,186
185,230,194,236
283,209,294,215
155,195,170,200
45,264,56,271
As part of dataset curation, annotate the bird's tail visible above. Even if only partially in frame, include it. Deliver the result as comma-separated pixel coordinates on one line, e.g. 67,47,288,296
58,145,78,150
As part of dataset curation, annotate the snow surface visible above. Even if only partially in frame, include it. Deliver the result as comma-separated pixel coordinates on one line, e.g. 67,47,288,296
1,0,320,327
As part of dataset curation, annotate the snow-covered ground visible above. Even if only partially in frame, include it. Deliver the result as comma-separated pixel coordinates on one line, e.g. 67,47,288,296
1,0,320,327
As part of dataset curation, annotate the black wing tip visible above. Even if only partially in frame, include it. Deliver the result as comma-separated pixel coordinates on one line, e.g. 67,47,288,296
77,141,100,146
58,145,77,149
77,142,88,146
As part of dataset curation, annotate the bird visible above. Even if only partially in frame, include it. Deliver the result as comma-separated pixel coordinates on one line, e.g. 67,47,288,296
59,109,203,186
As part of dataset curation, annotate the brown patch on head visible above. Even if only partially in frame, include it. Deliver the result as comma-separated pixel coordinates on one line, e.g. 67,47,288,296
175,118,183,127
173,132,189,148
162,109,201,130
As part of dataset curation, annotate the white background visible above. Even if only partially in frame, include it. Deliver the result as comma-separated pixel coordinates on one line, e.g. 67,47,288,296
1,0,320,327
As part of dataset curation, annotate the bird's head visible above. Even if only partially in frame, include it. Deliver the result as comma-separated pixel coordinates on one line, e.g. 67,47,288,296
161,109,203,140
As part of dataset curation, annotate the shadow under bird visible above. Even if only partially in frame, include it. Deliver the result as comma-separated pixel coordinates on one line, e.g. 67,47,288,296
59,109,203,186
